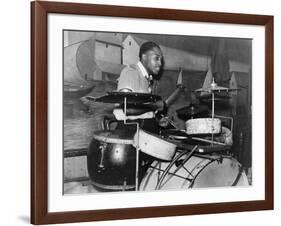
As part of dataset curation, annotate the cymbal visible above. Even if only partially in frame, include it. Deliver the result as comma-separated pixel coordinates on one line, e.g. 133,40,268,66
176,104,208,120
195,87,240,93
86,91,161,104
198,93,231,105
194,82,240,93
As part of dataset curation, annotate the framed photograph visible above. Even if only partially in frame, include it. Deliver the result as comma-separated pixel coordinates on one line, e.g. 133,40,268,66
31,1,274,224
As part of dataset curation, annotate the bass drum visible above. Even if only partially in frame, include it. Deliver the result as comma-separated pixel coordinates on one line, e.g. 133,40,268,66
87,129,137,191
140,153,249,190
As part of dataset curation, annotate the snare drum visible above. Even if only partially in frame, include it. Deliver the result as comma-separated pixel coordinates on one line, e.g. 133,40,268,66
139,153,249,190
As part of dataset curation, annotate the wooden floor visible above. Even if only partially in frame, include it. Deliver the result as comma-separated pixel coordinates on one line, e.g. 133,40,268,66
64,181,98,194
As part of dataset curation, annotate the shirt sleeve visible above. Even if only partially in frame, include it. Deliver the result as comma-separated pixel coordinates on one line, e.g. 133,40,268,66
117,67,140,92
113,108,154,120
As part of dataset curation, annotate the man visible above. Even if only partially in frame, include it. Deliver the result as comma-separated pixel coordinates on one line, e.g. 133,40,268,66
113,41,167,133
109,41,170,188
118,41,163,94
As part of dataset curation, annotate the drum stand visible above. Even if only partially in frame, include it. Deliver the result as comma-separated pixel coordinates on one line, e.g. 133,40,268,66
205,78,224,146
189,80,217,145
210,79,216,145
122,97,141,191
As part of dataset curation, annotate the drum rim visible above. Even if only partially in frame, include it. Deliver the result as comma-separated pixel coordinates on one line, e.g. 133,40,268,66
189,156,242,188
91,180,135,190
93,130,134,144
161,129,190,141
188,157,217,188
139,129,177,146
185,118,221,123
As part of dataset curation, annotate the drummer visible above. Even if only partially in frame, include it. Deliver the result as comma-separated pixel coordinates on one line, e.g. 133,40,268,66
113,41,167,134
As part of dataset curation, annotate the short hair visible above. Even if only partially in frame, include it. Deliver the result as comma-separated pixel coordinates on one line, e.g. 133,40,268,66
139,41,161,59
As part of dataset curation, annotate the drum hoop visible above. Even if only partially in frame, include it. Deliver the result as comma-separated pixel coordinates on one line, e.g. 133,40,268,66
93,133,134,144
188,157,217,188
161,155,223,188
142,161,162,190
91,180,135,190
140,129,177,144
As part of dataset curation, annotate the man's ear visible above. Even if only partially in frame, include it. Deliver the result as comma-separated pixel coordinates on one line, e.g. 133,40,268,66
141,53,147,62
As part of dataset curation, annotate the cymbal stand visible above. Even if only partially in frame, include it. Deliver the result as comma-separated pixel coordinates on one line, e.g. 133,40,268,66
123,97,140,191
210,78,216,145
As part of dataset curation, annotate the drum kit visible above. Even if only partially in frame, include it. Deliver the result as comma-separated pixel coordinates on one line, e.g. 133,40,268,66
86,78,249,192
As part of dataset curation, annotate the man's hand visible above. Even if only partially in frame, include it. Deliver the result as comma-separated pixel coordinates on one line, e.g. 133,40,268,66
158,116,170,128
154,100,168,115
155,100,165,111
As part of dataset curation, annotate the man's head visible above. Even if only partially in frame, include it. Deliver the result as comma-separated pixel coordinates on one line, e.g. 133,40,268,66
139,41,163,76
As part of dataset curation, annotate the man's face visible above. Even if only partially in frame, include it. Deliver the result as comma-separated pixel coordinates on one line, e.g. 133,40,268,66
141,47,163,76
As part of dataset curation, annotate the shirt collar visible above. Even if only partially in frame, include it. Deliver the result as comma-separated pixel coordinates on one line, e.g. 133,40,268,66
137,61,153,81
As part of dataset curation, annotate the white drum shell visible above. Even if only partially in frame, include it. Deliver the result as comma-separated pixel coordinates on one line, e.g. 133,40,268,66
186,118,221,135
134,129,177,161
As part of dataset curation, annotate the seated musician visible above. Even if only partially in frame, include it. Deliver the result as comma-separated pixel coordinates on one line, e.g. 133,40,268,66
113,41,167,134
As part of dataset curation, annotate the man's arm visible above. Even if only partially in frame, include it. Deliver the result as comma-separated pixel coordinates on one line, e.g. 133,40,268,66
117,67,140,92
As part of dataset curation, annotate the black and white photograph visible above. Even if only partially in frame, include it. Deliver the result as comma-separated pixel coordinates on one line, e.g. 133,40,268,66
63,30,252,194
28,1,275,225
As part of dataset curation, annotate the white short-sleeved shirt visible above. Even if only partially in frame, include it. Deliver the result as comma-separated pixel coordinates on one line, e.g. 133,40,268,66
117,62,152,93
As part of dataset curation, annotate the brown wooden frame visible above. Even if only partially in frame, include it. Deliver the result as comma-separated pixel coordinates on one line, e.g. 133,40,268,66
31,1,274,224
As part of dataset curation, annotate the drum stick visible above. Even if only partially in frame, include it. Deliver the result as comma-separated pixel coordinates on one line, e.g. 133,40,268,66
211,91,215,145
165,88,183,106
165,117,178,129
165,68,185,107
191,137,226,146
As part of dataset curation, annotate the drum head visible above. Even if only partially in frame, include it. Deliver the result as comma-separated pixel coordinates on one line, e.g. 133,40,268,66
140,155,249,191
191,157,245,188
